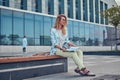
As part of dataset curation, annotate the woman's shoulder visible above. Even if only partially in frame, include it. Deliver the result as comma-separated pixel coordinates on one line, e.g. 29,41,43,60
51,28,56,32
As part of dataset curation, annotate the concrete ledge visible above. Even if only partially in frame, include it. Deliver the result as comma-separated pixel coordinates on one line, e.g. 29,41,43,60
0,55,68,80
84,51,120,56
0,55,63,63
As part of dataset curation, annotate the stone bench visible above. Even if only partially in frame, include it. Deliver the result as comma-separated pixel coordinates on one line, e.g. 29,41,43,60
0,53,68,80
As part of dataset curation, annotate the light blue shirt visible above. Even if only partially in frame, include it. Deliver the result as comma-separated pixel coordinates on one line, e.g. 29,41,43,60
50,28,70,55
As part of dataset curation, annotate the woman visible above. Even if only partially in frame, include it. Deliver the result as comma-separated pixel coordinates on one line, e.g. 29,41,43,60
50,14,95,76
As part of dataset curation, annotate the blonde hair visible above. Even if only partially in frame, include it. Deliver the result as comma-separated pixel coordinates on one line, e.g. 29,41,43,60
54,14,67,35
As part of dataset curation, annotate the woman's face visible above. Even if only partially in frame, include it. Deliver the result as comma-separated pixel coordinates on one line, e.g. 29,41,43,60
59,17,66,26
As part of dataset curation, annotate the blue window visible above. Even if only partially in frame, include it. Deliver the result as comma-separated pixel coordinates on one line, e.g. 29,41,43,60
0,0,9,6
48,0,54,15
67,0,73,18
0,0,1,5
35,0,42,12
100,1,104,24
79,22,85,46
89,24,94,46
43,16,52,45
1,9,12,45
35,15,43,45
73,21,79,45
67,20,73,41
94,25,100,46
83,0,88,21
76,0,81,20
13,11,24,45
95,0,99,23
31,0,42,12
21,0,27,10
105,3,108,25
89,0,94,22
84,23,90,46
59,0,64,14
25,13,34,45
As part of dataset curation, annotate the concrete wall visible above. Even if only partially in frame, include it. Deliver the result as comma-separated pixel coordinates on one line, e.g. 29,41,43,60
0,46,50,53
0,46,119,53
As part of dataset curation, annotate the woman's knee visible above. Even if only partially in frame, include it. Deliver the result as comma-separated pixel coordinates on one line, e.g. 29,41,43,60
77,49,83,54
71,52,78,57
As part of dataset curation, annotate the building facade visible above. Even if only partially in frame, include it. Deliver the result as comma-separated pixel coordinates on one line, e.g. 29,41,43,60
0,0,119,53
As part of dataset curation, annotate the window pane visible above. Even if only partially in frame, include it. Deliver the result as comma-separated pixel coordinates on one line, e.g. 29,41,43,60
1,9,12,45
35,15,43,45
67,20,73,41
83,0,88,21
25,13,34,45
85,23,90,46
79,22,85,45
43,16,52,45
94,25,100,46
89,24,94,46
73,21,79,45
13,11,24,45
59,0,64,14
68,0,73,18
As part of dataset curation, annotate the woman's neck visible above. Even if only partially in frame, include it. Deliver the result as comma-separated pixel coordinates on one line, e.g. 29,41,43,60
58,25,62,30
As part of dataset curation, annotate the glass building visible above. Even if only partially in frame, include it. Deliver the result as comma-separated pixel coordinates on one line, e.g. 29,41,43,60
0,0,119,52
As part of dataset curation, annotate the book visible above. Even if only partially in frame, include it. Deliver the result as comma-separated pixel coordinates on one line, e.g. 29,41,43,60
66,47,79,52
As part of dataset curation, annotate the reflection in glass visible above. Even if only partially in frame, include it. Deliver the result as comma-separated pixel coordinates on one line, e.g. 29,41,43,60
73,21,79,45
89,24,94,46
35,15,43,45
27,38,35,46
1,9,12,45
84,24,90,46
13,11,24,45
79,22,85,46
67,20,73,42
43,16,52,45
94,25,100,46
25,13,34,45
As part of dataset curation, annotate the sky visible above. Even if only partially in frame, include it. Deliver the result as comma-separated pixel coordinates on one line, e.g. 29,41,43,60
115,0,120,5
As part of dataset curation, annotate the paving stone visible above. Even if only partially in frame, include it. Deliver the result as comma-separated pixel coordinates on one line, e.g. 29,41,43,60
92,75,120,80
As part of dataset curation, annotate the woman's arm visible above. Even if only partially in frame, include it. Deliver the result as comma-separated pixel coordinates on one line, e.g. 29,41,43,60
51,28,66,52
55,45,67,52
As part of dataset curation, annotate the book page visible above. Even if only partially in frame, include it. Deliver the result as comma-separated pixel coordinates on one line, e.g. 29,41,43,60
66,47,79,52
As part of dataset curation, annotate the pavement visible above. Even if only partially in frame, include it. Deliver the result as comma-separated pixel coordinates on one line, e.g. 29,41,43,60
21,55,120,80
0,52,120,80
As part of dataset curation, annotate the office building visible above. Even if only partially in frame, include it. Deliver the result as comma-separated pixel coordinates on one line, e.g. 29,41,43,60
0,0,119,53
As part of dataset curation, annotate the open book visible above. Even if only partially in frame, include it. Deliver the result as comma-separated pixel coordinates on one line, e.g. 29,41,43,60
66,47,79,52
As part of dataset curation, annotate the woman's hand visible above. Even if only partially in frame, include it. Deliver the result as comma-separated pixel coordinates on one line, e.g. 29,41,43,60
55,45,67,52
61,48,67,52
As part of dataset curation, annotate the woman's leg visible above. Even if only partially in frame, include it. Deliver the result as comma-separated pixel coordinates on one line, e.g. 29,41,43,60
76,50,84,65
56,50,85,69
